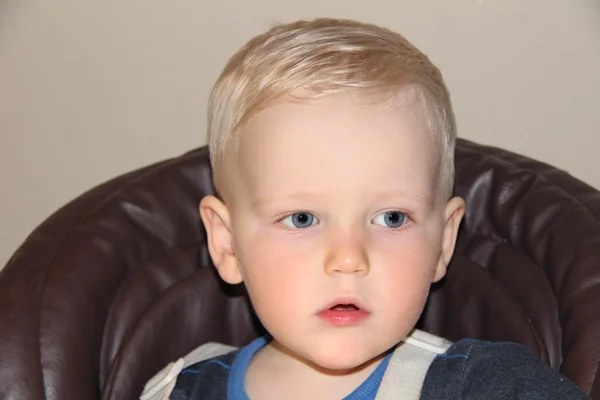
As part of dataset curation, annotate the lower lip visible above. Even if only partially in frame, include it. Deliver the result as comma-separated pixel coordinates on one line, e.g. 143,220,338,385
317,309,370,327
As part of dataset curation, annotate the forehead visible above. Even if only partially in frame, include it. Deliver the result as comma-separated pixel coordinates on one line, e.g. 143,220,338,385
229,94,438,206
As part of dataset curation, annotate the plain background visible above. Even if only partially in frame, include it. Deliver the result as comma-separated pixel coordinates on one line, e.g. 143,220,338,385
1,0,599,269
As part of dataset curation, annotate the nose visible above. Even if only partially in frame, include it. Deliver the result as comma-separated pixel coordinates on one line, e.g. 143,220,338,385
323,229,370,276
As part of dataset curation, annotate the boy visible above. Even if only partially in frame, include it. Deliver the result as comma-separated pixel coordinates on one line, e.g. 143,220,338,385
143,18,588,399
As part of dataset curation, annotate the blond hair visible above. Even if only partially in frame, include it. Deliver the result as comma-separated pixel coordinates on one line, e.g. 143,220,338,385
208,18,457,200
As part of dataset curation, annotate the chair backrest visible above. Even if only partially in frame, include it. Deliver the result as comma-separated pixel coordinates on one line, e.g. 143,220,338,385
423,140,600,399
1,140,599,399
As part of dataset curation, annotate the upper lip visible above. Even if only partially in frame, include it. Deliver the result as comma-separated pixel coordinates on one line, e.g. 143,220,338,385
319,297,369,313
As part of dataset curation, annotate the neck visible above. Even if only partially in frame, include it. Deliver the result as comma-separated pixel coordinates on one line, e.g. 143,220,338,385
245,339,389,400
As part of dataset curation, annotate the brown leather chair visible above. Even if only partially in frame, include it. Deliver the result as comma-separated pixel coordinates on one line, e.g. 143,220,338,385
1,139,599,400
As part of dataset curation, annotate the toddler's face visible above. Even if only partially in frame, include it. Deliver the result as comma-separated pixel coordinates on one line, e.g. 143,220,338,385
205,94,463,372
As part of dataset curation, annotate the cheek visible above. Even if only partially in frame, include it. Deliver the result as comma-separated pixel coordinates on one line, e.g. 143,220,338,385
233,229,315,316
371,231,440,307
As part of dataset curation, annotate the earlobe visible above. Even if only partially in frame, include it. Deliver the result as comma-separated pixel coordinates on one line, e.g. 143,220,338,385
433,196,465,282
199,195,243,285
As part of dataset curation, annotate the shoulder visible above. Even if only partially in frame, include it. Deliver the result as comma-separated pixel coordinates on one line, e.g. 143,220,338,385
170,350,239,400
421,339,589,400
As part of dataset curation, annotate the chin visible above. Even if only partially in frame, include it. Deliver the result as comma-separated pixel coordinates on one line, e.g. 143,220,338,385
306,347,381,374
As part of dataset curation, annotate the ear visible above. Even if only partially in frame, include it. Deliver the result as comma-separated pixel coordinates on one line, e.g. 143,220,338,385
199,195,243,284
432,196,465,282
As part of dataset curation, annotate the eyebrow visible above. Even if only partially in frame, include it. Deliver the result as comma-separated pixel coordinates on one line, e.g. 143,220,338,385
251,191,321,209
374,190,432,205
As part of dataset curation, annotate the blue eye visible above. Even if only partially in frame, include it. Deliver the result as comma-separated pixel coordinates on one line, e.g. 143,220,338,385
281,212,318,229
373,211,406,228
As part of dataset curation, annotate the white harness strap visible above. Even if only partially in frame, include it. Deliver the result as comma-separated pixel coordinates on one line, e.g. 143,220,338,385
139,330,451,400
140,342,236,400
375,329,452,400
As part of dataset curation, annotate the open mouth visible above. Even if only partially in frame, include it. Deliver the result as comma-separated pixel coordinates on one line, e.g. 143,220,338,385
318,301,369,326
330,303,360,311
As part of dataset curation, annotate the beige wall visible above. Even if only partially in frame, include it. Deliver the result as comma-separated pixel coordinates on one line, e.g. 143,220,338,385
1,0,599,268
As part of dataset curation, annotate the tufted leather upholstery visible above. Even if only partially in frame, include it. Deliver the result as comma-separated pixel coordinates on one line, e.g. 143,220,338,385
1,139,599,400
